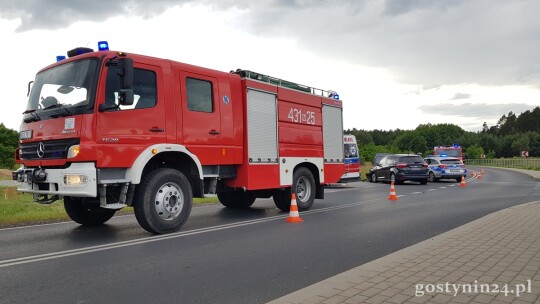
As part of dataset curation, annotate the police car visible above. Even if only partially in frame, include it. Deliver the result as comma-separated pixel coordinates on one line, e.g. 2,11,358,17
424,155,467,182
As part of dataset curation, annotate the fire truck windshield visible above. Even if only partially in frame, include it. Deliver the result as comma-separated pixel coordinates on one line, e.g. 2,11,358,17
435,149,461,158
26,58,99,118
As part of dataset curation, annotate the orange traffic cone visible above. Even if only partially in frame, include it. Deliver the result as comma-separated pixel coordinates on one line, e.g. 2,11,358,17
460,175,467,187
477,171,482,179
286,193,303,223
388,182,398,201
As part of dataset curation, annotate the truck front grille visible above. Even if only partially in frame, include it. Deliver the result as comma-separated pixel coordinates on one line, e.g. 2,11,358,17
20,138,80,160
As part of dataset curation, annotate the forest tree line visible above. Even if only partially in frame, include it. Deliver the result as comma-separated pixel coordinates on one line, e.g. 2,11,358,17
347,106,540,164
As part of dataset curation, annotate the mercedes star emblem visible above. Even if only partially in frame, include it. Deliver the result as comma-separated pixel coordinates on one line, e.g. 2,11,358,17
37,142,45,158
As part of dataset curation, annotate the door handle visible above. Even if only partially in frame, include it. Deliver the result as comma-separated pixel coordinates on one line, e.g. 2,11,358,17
209,130,220,135
149,127,164,132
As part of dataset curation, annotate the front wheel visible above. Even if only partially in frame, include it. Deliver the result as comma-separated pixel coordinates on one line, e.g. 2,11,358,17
370,172,378,183
428,172,436,182
133,168,192,234
64,197,116,226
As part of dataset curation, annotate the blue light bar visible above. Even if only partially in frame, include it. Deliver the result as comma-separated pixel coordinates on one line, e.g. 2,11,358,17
56,55,66,62
329,92,340,100
98,41,109,51
453,144,460,148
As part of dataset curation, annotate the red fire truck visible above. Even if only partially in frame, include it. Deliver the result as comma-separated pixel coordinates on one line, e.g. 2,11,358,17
12,42,345,234
433,145,463,160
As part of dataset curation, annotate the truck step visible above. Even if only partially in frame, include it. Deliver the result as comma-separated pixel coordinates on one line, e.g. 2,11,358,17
101,203,127,210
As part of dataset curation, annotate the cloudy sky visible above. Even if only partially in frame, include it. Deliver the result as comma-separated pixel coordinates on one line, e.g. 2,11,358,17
1,0,539,132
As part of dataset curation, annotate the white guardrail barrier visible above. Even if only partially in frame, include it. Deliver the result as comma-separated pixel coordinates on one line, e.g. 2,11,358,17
466,158,540,170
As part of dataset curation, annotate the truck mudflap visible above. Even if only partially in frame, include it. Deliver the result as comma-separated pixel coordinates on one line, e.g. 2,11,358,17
14,162,98,200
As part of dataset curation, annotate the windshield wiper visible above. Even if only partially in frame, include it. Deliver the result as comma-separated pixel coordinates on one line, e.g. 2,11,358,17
22,109,41,123
45,103,73,117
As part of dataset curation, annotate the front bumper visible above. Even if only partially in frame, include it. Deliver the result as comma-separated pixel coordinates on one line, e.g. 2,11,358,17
13,163,97,198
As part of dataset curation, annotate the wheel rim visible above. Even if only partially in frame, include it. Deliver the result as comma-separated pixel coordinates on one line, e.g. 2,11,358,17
154,182,184,220
295,176,312,203
428,172,435,182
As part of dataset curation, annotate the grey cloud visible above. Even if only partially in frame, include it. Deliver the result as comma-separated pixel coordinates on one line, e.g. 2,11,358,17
419,103,534,118
0,0,188,32
232,0,540,87
383,0,464,16
422,84,442,91
450,93,471,100
3,0,540,88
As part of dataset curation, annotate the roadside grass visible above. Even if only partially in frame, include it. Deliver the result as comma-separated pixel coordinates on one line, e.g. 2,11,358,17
0,186,219,227
361,162,373,181
0,169,12,181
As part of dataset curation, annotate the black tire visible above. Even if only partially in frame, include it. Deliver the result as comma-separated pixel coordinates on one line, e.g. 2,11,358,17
64,197,116,226
370,172,378,183
419,179,428,185
133,168,192,234
273,189,292,212
293,167,316,211
273,168,316,212
218,191,256,208
428,172,436,182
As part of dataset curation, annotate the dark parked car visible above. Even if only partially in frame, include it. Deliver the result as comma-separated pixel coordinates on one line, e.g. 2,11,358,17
367,154,429,184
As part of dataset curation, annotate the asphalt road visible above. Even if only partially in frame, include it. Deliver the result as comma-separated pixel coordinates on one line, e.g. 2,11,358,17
1,167,539,304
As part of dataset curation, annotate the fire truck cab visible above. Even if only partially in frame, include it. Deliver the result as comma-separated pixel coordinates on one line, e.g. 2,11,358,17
13,44,345,234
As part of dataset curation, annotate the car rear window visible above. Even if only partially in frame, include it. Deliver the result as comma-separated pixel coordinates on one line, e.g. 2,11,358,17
441,159,462,165
399,156,424,163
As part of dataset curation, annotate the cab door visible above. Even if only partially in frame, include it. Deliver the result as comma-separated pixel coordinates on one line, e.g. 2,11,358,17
178,71,222,165
96,63,166,167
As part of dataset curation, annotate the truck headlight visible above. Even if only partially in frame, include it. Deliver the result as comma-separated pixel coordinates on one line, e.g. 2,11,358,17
63,174,89,186
67,145,80,158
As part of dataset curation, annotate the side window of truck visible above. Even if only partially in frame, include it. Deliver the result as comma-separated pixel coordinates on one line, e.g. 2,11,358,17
105,67,157,110
186,77,213,113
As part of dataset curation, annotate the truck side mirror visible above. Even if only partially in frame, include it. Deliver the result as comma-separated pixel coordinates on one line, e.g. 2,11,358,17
118,89,134,106
117,58,134,106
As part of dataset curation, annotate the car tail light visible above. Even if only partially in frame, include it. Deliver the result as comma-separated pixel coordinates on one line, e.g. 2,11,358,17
438,164,447,169
423,163,428,168
396,163,408,168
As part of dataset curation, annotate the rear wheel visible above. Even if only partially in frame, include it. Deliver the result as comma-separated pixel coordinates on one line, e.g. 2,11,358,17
419,179,428,185
133,168,192,234
293,167,316,210
428,172,436,182
64,197,116,226
273,167,316,211
218,191,256,208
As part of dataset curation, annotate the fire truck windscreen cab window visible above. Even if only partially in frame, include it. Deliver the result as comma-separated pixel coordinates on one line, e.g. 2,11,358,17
105,67,157,110
26,58,98,114
186,78,213,113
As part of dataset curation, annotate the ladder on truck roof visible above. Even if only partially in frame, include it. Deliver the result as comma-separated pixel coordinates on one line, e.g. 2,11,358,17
232,69,338,99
